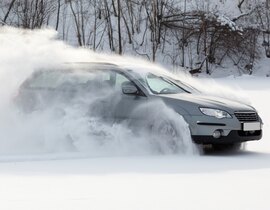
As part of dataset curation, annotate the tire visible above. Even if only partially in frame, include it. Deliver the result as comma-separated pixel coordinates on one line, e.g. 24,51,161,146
129,100,195,154
150,120,182,154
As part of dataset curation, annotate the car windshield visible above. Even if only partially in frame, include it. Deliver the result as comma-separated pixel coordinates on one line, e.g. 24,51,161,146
145,73,188,94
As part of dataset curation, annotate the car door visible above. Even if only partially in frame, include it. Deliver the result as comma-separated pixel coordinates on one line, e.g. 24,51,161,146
110,71,148,123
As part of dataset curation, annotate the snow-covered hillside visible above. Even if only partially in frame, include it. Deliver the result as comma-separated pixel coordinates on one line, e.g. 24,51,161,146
1,0,270,75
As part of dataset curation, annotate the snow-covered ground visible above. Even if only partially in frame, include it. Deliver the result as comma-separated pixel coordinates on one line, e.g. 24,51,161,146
0,76,269,210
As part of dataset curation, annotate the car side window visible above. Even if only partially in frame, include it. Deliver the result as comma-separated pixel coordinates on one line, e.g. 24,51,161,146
115,73,131,91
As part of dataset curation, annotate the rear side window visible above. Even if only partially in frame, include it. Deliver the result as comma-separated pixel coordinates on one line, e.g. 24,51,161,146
24,70,112,89
23,70,134,94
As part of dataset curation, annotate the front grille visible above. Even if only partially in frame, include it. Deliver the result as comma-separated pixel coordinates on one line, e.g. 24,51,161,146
234,112,258,122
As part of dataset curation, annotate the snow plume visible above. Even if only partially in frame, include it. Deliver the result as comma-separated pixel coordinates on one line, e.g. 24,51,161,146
0,26,198,158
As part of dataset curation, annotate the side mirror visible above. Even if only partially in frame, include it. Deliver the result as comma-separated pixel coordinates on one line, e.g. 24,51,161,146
121,81,138,95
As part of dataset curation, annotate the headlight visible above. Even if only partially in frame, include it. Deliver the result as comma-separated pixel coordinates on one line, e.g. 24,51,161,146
199,108,232,119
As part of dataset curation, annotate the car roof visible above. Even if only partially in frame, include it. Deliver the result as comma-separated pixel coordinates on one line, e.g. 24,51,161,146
37,62,125,73
62,62,118,67
62,62,120,70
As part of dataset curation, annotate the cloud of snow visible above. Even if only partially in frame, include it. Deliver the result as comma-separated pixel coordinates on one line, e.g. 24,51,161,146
0,26,200,159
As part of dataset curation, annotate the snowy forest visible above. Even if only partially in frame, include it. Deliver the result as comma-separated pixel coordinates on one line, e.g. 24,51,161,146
1,0,270,75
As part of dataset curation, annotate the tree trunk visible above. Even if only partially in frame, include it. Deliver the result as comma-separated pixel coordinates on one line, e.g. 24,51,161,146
3,0,17,23
117,0,122,54
55,0,61,30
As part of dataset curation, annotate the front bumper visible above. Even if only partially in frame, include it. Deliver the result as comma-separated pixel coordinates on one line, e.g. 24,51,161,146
192,130,262,144
184,113,263,144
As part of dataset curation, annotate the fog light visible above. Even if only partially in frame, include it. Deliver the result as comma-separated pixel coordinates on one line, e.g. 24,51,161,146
213,130,222,139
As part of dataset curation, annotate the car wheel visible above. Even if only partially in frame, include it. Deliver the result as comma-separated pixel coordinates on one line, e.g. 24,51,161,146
150,120,182,153
129,100,196,154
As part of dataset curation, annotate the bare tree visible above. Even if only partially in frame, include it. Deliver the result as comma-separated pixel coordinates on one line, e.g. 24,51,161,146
9,0,56,29
3,0,16,23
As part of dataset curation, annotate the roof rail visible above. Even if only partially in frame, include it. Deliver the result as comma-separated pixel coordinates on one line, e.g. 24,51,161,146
62,62,118,67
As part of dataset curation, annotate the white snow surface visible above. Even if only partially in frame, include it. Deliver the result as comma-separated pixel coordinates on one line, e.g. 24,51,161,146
1,76,269,210
0,27,270,210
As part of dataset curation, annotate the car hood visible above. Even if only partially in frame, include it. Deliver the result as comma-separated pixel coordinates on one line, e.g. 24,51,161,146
159,93,255,115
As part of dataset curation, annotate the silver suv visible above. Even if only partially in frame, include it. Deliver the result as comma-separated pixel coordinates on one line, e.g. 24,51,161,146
17,62,262,150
